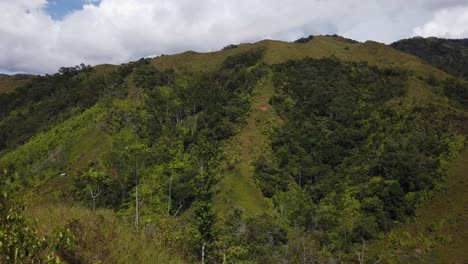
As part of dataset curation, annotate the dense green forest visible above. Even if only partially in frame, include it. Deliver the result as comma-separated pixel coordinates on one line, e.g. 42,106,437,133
1,35,468,263
391,37,468,80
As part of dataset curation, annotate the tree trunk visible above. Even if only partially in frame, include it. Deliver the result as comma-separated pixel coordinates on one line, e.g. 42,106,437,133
135,160,139,229
358,238,365,264
167,175,173,215
201,243,205,264
88,186,100,212
135,183,139,229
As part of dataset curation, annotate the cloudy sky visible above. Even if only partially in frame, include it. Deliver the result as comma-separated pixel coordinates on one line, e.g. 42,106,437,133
1,0,468,74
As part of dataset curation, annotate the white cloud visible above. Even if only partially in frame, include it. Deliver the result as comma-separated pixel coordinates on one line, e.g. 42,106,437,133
413,5,468,38
0,0,466,74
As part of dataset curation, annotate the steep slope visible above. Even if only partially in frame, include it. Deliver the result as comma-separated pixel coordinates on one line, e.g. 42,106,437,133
428,150,468,263
367,150,468,263
151,36,467,262
1,35,467,263
0,66,124,154
391,37,468,80
214,73,281,217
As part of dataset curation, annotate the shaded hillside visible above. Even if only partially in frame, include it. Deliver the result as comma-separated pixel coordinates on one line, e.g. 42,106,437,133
1,35,467,263
0,74,32,94
367,150,468,264
392,37,468,80
0,65,124,153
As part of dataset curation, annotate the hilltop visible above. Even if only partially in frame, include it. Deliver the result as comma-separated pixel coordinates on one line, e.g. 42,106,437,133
0,74,32,94
1,35,467,263
392,36,468,80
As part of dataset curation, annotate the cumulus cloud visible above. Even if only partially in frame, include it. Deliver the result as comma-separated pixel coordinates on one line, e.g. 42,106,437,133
413,5,468,38
0,0,466,74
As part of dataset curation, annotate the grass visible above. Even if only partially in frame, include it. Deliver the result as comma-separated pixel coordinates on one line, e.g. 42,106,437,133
63,124,111,171
25,203,186,264
213,73,282,218
0,64,114,94
4,34,467,263
423,150,468,263
152,36,451,81
152,45,258,73
0,74,31,94
367,150,468,263
0,103,107,170
209,36,451,220
94,64,117,74
406,77,434,101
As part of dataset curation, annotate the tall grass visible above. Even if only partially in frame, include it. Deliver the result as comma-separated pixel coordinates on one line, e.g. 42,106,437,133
25,203,186,264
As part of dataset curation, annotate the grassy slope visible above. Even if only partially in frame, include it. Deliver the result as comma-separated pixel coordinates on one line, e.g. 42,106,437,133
152,46,257,72
0,74,31,93
0,104,109,171
428,150,468,263
0,102,116,219
214,73,282,217
0,64,115,95
152,36,450,80
367,150,468,263
25,204,185,264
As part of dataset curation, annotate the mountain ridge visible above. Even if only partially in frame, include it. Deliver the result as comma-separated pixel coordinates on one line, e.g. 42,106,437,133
1,34,467,263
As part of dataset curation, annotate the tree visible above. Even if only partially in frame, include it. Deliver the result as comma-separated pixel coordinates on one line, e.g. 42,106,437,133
123,143,150,229
189,138,218,262
82,169,110,212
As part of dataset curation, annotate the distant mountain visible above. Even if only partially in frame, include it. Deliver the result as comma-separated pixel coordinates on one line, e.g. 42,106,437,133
0,73,32,94
1,35,467,263
391,37,468,80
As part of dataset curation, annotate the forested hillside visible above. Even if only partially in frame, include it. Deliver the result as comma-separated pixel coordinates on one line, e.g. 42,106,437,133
392,37,468,80
1,35,467,263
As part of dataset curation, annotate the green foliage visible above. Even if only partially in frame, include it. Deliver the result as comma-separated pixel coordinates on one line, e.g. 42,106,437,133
253,155,287,198
0,65,124,152
222,48,265,69
25,204,187,264
0,190,66,263
294,34,359,44
257,57,467,256
215,211,288,263
391,37,468,80
0,204,54,263
0,74,32,94
294,35,314,43
387,219,453,253
2,39,467,263
63,49,267,261
144,49,266,141
272,185,315,228
222,44,239,50
426,77,468,109
133,59,175,89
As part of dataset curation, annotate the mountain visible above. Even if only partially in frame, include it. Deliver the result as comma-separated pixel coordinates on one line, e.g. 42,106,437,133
0,74,32,94
391,37,468,80
1,35,467,263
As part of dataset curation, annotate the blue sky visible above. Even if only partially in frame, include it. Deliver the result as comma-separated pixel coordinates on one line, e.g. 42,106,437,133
45,0,100,20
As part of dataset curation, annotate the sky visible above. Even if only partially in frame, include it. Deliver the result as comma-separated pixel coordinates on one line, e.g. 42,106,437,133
1,0,468,74
44,0,98,20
